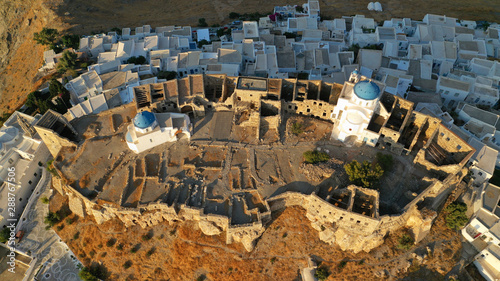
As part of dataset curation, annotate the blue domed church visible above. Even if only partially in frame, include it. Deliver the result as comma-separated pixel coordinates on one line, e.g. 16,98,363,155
126,110,191,153
331,71,386,145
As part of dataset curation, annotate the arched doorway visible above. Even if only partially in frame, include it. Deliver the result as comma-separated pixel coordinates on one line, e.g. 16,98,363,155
181,105,195,120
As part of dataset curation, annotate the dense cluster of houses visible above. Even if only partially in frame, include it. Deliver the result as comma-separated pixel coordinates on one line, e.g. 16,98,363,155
34,2,500,278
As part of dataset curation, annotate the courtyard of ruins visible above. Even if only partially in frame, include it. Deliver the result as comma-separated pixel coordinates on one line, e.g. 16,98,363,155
53,104,439,230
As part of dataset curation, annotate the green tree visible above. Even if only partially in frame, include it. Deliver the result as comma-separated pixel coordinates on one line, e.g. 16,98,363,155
126,56,147,65
229,12,240,19
303,150,330,164
57,50,78,74
158,71,177,80
34,28,59,46
315,265,329,280
61,34,80,49
197,39,210,49
26,91,41,109
344,160,384,189
198,18,208,27
44,212,60,227
0,228,10,243
110,27,122,35
444,202,469,230
397,233,414,250
78,265,105,281
216,28,225,37
41,197,49,204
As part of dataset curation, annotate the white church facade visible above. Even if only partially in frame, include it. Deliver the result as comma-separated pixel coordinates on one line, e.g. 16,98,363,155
126,110,191,153
331,71,387,146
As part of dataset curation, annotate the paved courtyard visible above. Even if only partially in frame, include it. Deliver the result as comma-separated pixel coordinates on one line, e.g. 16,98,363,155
16,172,80,281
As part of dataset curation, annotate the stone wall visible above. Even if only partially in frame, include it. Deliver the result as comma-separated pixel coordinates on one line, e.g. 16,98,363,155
52,165,458,253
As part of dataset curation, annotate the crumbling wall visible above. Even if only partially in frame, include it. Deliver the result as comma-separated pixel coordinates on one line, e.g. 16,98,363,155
283,100,335,120
36,126,77,158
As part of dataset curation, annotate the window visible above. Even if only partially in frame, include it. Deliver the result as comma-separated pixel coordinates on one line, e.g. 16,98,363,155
478,172,483,176
150,139,153,142
454,93,460,97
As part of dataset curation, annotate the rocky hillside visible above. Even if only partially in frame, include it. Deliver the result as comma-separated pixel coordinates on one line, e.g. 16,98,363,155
49,190,464,281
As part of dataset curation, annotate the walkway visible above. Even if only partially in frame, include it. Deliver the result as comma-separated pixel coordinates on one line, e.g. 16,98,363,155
16,175,80,281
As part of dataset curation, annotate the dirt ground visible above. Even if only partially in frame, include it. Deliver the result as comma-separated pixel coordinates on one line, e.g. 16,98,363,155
49,190,464,281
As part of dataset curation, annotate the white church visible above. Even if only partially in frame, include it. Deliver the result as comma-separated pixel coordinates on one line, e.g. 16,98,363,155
331,70,386,146
126,110,191,153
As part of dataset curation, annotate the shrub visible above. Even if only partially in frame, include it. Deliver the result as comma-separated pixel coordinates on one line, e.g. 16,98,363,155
89,250,95,258
0,228,10,243
146,248,154,257
142,233,152,241
344,160,384,189
303,150,330,164
130,248,137,253
110,27,122,35
116,244,123,250
126,55,147,65
229,12,240,19
315,265,330,280
73,232,80,240
78,267,99,281
270,257,276,264
197,39,210,49
66,218,74,225
397,234,414,250
34,28,59,46
123,261,132,269
291,122,303,135
198,18,208,27
56,224,65,231
444,202,469,230
44,212,60,227
41,197,49,204
80,62,89,68
106,239,115,247
158,71,177,80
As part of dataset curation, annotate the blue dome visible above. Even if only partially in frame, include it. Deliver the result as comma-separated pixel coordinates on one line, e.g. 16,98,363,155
133,111,156,129
353,80,380,100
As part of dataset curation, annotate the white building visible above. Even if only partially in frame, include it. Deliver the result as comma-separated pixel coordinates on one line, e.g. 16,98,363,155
126,110,191,154
331,71,386,145
436,76,471,108
0,112,51,229
462,183,500,281
467,138,498,186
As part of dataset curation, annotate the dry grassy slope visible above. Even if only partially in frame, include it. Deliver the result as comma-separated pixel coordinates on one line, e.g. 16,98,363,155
0,0,70,114
1,0,500,115
50,191,462,281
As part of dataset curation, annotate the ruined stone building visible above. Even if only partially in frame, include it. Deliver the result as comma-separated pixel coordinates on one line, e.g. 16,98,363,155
37,74,476,252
